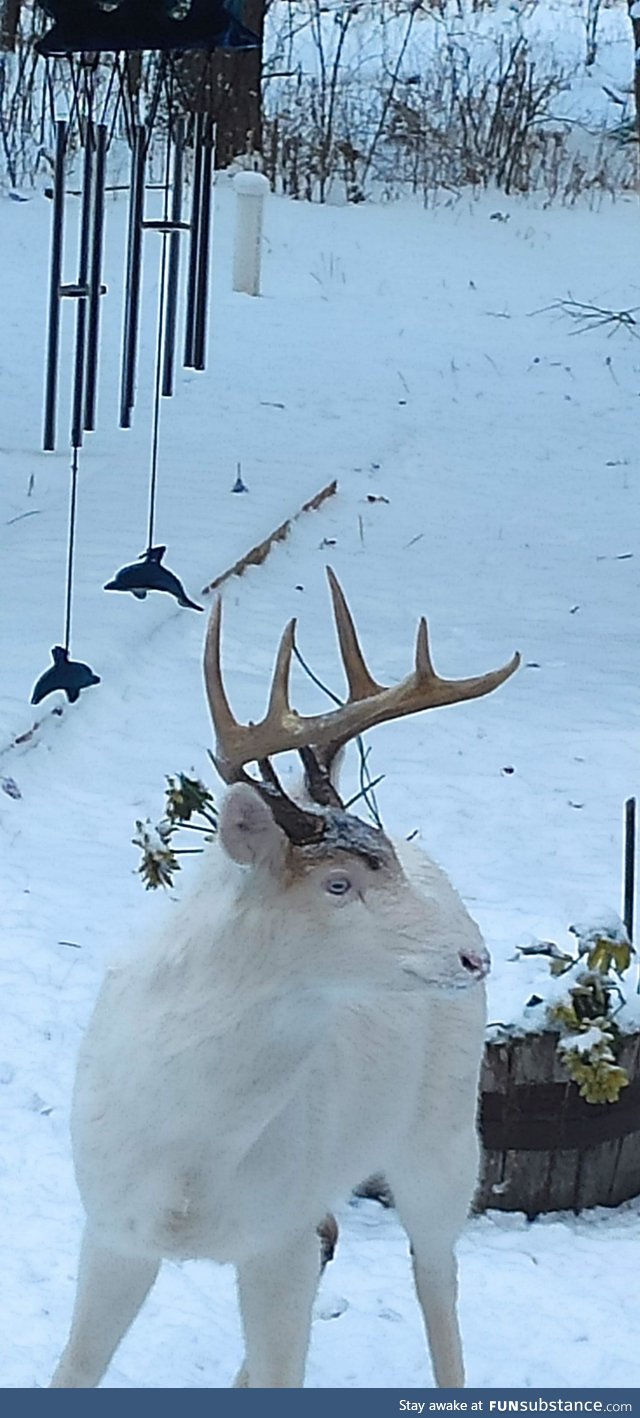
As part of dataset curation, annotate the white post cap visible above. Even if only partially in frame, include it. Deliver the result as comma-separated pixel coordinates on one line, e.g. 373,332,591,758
232,172,271,197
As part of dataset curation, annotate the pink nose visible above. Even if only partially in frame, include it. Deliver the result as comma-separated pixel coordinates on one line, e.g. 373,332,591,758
459,947,490,980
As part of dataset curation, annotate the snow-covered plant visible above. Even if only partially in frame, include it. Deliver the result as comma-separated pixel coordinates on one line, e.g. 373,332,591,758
133,773,217,890
133,818,181,891
521,917,636,1104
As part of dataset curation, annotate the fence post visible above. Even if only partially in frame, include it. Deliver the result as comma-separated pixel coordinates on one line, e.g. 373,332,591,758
623,795,636,947
232,171,270,296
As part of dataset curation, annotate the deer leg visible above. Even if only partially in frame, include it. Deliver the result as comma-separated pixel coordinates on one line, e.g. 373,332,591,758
390,1179,468,1388
410,1239,464,1388
233,1229,321,1388
50,1229,160,1388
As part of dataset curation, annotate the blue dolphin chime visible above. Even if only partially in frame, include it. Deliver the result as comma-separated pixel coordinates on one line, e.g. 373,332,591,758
31,646,101,706
105,546,203,611
36,1,260,56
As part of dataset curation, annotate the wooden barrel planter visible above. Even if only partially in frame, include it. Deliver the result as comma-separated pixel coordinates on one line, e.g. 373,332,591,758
477,1029,640,1217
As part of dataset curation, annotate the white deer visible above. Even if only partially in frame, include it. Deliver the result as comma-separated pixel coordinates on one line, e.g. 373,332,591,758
50,569,519,1390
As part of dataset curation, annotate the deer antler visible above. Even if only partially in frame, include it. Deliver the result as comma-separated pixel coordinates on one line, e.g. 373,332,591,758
203,570,520,841
204,599,327,844
318,568,521,768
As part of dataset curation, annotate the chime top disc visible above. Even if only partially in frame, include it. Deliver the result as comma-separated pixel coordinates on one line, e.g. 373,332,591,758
36,1,260,56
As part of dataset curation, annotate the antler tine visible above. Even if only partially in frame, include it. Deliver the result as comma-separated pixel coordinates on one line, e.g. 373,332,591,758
204,597,243,782
315,571,520,767
412,608,521,703
266,618,296,720
433,647,522,702
326,566,382,701
413,614,521,697
415,617,436,679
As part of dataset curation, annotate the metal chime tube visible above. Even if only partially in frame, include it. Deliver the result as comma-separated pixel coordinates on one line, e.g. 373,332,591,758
120,124,146,428
43,119,67,452
161,117,185,398
193,117,215,372
71,131,94,449
84,122,108,433
184,110,205,369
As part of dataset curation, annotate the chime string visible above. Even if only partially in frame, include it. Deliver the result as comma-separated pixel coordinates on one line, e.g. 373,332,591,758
44,56,56,130
67,55,82,145
144,52,169,156
81,56,95,147
63,443,80,652
99,55,119,137
166,53,192,113
64,66,96,651
39,55,51,150
146,63,174,551
111,54,133,150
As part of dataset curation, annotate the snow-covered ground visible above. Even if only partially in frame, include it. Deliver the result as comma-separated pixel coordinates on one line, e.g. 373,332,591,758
1,170,639,1387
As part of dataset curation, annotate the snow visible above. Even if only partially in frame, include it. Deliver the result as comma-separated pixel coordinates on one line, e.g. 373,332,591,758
561,1026,610,1055
570,912,633,949
232,170,271,197
134,818,173,856
1,14,640,1387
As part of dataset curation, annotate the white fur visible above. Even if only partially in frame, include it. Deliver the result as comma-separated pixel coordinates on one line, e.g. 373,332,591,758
50,784,488,1389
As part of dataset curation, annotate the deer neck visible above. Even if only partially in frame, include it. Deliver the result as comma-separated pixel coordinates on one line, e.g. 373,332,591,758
159,872,334,1127
191,967,333,1155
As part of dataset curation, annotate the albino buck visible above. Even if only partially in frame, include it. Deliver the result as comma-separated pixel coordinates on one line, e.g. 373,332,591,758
50,570,519,1389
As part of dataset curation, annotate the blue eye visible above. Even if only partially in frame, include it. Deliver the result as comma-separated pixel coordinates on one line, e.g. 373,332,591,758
326,876,351,896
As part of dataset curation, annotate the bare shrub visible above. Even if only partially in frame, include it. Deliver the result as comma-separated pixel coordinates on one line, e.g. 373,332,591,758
263,28,638,204
1,0,637,203
0,2,46,188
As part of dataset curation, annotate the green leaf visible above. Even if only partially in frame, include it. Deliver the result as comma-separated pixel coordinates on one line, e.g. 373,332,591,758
165,774,217,825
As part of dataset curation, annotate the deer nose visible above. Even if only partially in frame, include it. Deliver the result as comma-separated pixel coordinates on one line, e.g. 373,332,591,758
459,947,490,980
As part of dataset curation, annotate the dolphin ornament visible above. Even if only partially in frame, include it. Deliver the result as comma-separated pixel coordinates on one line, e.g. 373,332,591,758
104,545,203,612
31,646,101,705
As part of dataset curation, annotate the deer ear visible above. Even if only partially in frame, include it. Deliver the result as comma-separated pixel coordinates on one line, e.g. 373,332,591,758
218,783,287,868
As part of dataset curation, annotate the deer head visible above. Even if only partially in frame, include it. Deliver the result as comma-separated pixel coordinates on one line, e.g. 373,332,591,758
204,569,520,995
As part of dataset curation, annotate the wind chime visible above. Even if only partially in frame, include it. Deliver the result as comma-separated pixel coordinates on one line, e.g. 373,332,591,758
31,0,260,705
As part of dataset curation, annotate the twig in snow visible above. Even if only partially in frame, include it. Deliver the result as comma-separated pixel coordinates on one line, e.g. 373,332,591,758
5,509,41,526
397,370,410,396
533,297,640,339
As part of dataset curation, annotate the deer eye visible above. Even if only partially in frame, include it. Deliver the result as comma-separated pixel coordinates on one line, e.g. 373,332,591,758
325,874,352,897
